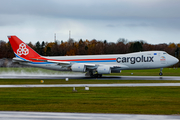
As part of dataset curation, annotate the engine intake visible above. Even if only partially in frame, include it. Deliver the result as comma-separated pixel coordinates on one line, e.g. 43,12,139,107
71,64,86,72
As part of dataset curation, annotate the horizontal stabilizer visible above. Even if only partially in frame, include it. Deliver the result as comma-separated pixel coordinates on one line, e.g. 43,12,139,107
12,57,30,63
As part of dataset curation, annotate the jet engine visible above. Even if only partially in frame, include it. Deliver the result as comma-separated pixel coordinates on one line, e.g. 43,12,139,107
111,68,121,73
71,64,86,72
97,66,111,74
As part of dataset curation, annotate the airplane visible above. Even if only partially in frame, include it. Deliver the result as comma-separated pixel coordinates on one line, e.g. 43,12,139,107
8,35,179,77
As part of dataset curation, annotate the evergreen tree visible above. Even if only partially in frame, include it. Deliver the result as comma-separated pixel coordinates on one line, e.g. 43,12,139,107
130,41,143,52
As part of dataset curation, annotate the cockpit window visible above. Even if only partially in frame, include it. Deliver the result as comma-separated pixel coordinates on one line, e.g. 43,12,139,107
163,53,167,54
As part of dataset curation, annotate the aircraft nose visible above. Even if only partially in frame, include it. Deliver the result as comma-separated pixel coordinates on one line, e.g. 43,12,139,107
173,57,179,64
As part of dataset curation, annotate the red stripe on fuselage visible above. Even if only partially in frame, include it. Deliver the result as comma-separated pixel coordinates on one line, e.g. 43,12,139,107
31,57,116,62
51,58,116,62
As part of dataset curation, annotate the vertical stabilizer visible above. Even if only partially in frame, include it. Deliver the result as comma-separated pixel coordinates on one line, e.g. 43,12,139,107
8,36,41,61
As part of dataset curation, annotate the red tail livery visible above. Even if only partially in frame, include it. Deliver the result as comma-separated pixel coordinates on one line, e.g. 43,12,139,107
8,36,41,61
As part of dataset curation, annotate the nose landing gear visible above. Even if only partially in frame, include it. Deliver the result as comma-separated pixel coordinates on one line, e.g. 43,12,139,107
159,68,163,76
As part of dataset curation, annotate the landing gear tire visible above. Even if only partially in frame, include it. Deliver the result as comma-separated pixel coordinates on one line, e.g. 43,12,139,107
97,74,102,78
159,72,163,76
86,71,102,78
90,74,94,78
90,74,102,78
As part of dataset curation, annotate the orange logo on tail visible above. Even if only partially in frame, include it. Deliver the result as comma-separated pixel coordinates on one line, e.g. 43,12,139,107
17,43,29,56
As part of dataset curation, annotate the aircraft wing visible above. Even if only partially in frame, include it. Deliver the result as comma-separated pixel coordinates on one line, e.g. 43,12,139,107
47,60,97,68
46,60,129,69
30,58,96,67
29,58,71,66
47,60,71,66
31,57,129,69
15,56,128,69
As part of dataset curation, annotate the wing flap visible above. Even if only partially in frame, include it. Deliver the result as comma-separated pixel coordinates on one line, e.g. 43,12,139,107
84,63,96,67
110,64,129,68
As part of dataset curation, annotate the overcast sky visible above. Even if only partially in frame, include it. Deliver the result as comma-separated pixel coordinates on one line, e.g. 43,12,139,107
0,0,180,44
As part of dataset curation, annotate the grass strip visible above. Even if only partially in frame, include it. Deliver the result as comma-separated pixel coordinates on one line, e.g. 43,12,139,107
0,87,180,115
1,79,180,84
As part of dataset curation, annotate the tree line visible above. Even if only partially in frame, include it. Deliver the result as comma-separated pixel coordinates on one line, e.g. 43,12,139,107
0,38,179,66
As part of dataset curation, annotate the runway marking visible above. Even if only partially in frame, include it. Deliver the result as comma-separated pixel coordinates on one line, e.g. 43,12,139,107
0,111,180,120
1,83,180,88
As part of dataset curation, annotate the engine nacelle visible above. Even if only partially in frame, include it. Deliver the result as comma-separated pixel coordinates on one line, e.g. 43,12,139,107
71,64,86,72
111,68,121,73
97,66,111,74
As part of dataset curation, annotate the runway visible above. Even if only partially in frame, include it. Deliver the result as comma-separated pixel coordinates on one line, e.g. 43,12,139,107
1,83,180,88
0,75,180,80
1,75,180,88
0,111,180,120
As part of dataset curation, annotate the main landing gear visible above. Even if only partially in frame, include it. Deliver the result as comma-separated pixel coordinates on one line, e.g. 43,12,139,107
93,74,102,78
159,68,163,76
85,71,102,78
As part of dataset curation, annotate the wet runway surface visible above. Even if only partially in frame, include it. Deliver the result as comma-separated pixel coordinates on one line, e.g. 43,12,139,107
1,75,180,88
1,83,180,88
0,111,180,120
0,75,180,80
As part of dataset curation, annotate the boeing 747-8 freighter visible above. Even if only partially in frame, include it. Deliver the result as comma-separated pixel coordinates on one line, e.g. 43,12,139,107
8,36,179,77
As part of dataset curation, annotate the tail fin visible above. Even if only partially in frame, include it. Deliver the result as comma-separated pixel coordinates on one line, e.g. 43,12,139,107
8,36,41,61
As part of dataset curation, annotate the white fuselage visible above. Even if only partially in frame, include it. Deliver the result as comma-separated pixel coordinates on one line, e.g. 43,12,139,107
19,51,179,71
